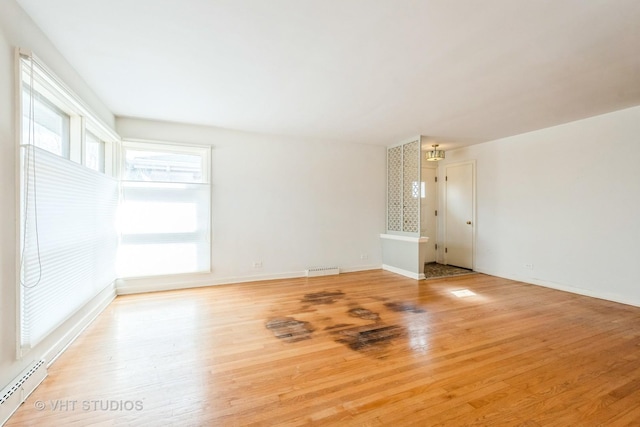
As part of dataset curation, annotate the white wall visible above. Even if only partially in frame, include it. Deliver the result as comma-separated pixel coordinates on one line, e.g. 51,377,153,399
116,118,386,293
439,106,640,305
0,0,116,391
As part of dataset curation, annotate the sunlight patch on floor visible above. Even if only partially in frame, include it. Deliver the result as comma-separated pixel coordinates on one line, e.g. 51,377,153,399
451,289,476,298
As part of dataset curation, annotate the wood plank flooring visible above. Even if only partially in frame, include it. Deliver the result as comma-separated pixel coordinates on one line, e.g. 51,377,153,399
7,270,640,426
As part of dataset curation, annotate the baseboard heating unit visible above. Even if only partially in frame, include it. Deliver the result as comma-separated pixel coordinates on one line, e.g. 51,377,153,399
305,266,340,277
0,360,47,425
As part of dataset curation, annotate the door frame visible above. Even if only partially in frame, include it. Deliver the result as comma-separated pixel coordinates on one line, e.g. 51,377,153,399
443,160,476,269
421,163,438,262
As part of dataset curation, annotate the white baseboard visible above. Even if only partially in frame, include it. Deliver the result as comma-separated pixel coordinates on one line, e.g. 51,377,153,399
474,267,640,308
43,283,117,366
116,265,383,295
382,264,425,280
340,264,382,274
117,271,305,294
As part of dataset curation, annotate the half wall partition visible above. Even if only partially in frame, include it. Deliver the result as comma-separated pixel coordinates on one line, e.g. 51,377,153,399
381,136,430,279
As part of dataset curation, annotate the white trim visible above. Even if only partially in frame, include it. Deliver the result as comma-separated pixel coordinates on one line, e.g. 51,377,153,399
382,264,425,280
116,265,383,295
14,48,23,360
17,49,119,142
121,139,211,184
380,233,429,243
115,271,301,294
43,283,116,366
341,264,382,274
474,267,640,308
122,137,213,150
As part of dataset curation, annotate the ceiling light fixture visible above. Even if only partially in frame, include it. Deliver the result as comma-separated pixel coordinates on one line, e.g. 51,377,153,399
425,144,445,161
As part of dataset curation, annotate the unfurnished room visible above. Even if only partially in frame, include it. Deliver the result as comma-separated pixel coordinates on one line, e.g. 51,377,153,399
1,0,640,425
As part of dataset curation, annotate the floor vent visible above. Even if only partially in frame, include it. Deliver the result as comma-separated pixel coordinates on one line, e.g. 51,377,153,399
306,267,340,277
1,360,47,425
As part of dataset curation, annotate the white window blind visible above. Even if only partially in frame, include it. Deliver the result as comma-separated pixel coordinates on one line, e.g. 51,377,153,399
117,142,211,278
18,50,120,354
20,146,119,350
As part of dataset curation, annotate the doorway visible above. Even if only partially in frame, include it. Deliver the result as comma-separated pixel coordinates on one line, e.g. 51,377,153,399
444,161,475,269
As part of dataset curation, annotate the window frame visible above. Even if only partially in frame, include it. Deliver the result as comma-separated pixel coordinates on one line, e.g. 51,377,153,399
121,139,211,184
18,50,118,176
117,139,212,279
21,83,72,158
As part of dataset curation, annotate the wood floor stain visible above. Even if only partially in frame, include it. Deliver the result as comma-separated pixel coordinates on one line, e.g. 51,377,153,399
332,324,405,352
265,317,314,342
347,307,381,321
384,301,427,313
269,290,415,356
301,290,345,304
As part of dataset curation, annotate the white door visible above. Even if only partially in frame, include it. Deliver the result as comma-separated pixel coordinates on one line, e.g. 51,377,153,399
445,162,474,269
420,167,437,263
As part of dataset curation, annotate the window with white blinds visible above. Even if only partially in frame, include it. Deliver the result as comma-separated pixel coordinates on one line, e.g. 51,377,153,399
20,147,118,349
117,141,211,278
18,51,120,353
17,52,211,353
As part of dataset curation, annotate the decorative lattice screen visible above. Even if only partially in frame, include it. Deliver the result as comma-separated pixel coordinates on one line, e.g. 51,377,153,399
402,140,420,233
387,146,402,231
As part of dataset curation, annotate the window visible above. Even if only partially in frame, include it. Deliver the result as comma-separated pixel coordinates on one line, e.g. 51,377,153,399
123,149,204,183
19,54,117,175
117,141,211,278
21,85,70,157
18,51,119,354
85,131,105,173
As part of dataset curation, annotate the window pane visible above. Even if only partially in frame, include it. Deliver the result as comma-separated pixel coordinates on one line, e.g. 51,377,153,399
85,131,105,173
118,185,203,234
124,149,203,183
21,86,70,157
117,143,211,278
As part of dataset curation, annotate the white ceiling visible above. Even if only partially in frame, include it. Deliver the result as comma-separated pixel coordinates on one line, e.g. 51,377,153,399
15,0,640,148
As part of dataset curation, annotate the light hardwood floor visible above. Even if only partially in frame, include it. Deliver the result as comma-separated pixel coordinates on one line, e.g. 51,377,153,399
7,270,640,426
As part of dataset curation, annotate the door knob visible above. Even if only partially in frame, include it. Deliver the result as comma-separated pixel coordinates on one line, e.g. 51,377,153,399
466,221,472,225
